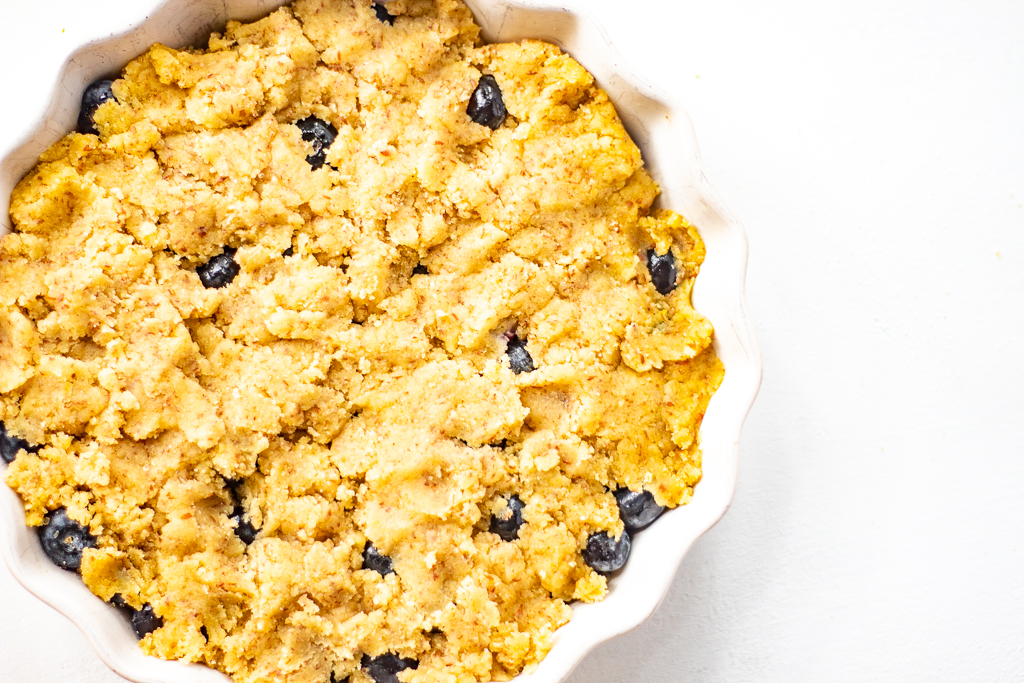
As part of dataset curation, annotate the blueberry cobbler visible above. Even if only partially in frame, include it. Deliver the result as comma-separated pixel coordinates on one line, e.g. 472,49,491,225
0,1,723,681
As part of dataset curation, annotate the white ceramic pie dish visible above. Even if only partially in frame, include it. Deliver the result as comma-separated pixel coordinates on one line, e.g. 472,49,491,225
0,1,762,681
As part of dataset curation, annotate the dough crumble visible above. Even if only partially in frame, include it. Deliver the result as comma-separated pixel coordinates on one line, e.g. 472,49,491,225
0,1,724,681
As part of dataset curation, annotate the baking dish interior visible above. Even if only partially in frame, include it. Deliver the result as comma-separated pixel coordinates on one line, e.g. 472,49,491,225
0,1,762,682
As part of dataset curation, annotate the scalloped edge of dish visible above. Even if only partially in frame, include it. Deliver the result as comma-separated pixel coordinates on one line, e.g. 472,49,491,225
0,1,762,682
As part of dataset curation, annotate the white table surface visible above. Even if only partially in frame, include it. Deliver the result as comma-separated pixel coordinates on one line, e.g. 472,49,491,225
2,1,1023,681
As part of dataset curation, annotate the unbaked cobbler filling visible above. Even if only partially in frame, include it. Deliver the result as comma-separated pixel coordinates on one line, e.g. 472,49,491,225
0,1,723,681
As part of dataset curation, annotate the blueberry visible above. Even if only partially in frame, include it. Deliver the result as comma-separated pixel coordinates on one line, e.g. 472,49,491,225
295,116,338,170
111,596,163,639
582,530,631,574
506,336,534,374
489,494,525,541
130,604,163,638
197,248,239,288
362,653,418,683
362,543,394,576
283,246,294,257
372,2,396,25
467,75,507,130
614,488,665,533
230,505,259,545
1,422,40,464
646,248,678,295
225,477,244,496
412,264,428,275
39,508,97,572
78,79,116,135
224,479,259,544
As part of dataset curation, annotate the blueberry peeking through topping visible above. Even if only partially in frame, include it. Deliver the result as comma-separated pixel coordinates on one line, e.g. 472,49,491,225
39,508,97,572
128,604,163,638
230,505,259,545
614,488,665,533
1,422,40,464
224,477,244,497
489,494,525,541
506,336,534,374
646,248,678,295
412,264,428,275
111,595,164,639
467,75,507,130
372,1,396,25
283,246,294,257
295,116,338,170
582,530,631,574
362,653,418,683
225,479,259,544
78,79,116,135
197,248,240,289
362,542,395,576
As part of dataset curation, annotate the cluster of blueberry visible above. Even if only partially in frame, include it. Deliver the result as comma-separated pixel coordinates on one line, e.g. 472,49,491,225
31,504,163,638
571,487,665,572
76,62,673,308
75,16,676,310
325,518,412,681
89,67,509,299
588,487,668,572
7,418,663,671
361,485,664,582
3,422,159,639
344,487,661,682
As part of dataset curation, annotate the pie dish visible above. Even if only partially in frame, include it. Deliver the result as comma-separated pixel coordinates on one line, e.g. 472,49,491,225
0,1,762,681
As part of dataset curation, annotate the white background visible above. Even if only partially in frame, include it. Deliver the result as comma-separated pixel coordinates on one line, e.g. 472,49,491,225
2,0,1023,681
